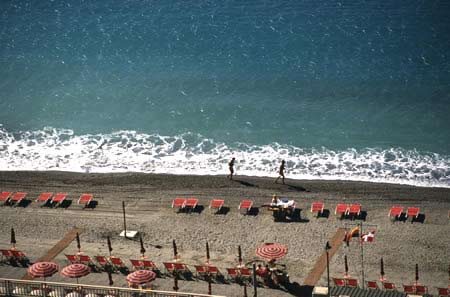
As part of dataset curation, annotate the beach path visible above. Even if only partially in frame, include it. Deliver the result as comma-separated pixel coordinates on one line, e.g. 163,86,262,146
22,227,82,280
303,227,346,286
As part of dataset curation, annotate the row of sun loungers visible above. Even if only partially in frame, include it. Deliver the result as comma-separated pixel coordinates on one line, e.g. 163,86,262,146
0,192,93,208
333,278,435,295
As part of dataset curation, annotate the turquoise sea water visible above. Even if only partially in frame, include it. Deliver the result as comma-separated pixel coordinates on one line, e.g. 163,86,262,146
1,1,449,186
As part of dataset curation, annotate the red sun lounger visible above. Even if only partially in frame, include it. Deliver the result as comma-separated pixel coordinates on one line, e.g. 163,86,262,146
0,249,14,262
194,265,208,278
163,262,176,274
239,200,253,214
415,285,428,294
51,193,67,207
437,287,449,297
130,259,144,270
184,198,198,211
226,268,240,281
333,278,346,287
78,255,95,266
335,204,348,215
174,262,190,273
65,254,79,264
95,255,110,270
382,281,396,291
142,260,158,271
406,207,420,219
403,285,416,294
389,206,403,218
348,204,361,216
209,199,224,212
110,257,127,270
172,198,186,209
367,281,379,289
37,193,53,204
78,194,93,207
346,278,358,288
10,192,27,206
0,192,12,204
207,266,221,276
240,267,252,279
311,202,325,215
11,250,28,261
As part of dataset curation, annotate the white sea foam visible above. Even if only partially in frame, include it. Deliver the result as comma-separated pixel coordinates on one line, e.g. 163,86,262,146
0,127,449,188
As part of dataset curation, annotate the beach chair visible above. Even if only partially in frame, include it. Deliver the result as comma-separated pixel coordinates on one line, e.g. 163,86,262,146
130,259,144,270
406,207,420,221
366,281,379,289
382,281,396,291
239,267,252,282
348,204,361,216
142,260,158,271
209,199,224,213
207,266,221,278
163,262,176,274
0,191,12,205
346,278,358,288
184,198,198,212
194,265,208,279
226,268,240,282
437,288,449,297
95,256,110,271
174,262,190,276
78,255,95,267
0,249,14,263
415,285,428,295
238,199,253,214
389,206,403,220
65,254,79,264
333,278,346,287
10,192,27,207
171,198,186,211
335,204,348,217
51,193,67,208
37,193,53,206
11,250,28,263
110,257,127,271
403,285,416,294
311,202,324,217
78,194,93,208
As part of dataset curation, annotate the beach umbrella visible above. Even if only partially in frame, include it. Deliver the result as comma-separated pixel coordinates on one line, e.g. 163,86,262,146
380,258,385,281
207,277,212,295
107,236,113,257
140,234,146,258
206,241,210,264
173,239,178,261
255,243,288,261
76,232,81,254
28,262,59,281
238,245,242,266
415,263,419,285
126,270,156,286
61,264,91,284
11,227,16,249
344,255,349,278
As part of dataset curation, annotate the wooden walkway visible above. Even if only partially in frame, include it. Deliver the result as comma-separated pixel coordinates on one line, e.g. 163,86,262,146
22,227,82,280
303,227,346,286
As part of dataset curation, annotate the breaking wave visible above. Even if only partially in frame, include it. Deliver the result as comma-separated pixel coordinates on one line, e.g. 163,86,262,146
0,126,449,188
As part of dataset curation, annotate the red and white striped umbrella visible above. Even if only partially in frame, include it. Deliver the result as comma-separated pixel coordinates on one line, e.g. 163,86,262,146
255,243,288,260
126,270,156,285
28,262,59,279
61,264,91,282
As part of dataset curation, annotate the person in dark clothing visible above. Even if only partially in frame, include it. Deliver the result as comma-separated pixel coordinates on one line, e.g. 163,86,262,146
227,157,235,180
275,160,286,184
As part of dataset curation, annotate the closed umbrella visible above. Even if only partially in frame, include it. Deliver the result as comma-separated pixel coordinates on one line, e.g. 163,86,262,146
344,255,349,278
415,263,419,285
61,264,91,284
140,235,146,259
173,239,178,261
11,227,16,249
255,243,288,261
107,236,113,257
126,270,156,287
380,258,385,281
107,267,113,286
207,277,212,295
206,241,210,265
28,262,58,281
76,233,81,254
238,245,242,267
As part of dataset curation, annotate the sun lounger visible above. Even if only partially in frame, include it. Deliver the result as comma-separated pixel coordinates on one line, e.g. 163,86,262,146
0,191,12,205
184,198,198,212
37,193,53,205
174,262,190,274
78,194,93,208
65,254,79,264
207,266,221,277
209,199,224,213
406,207,420,219
227,268,240,282
51,193,68,207
238,199,253,214
403,285,416,294
367,281,379,289
346,278,358,288
389,206,403,218
11,250,28,262
130,259,144,270
110,257,127,270
383,281,396,291
171,198,186,210
333,278,346,287
335,204,348,216
415,285,428,295
95,256,110,270
78,255,95,267
348,204,361,216
437,287,449,297
0,249,14,262
163,262,176,274
10,192,27,206
311,202,324,216
194,265,208,279
142,260,158,271
239,267,252,281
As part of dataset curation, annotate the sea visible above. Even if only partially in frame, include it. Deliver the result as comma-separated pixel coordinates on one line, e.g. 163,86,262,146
1,0,449,188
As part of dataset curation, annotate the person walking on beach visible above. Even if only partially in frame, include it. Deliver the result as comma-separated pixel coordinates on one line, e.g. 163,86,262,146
275,160,286,184
227,157,235,180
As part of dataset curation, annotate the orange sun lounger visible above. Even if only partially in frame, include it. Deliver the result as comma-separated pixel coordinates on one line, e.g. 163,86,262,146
0,192,12,205
78,194,93,208
335,204,348,215
389,206,403,218
51,193,68,207
209,199,224,212
311,202,325,215
172,198,186,209
37,193,53,204
406,207,420,219
238,199,253,214
184,198,198,212
348,204,361,216
10,192,27,206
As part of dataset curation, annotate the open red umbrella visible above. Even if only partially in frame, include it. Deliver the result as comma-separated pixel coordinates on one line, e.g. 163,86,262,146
28,262,58,280
255,243,288,260
61,264,91,284
127,270,156,286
